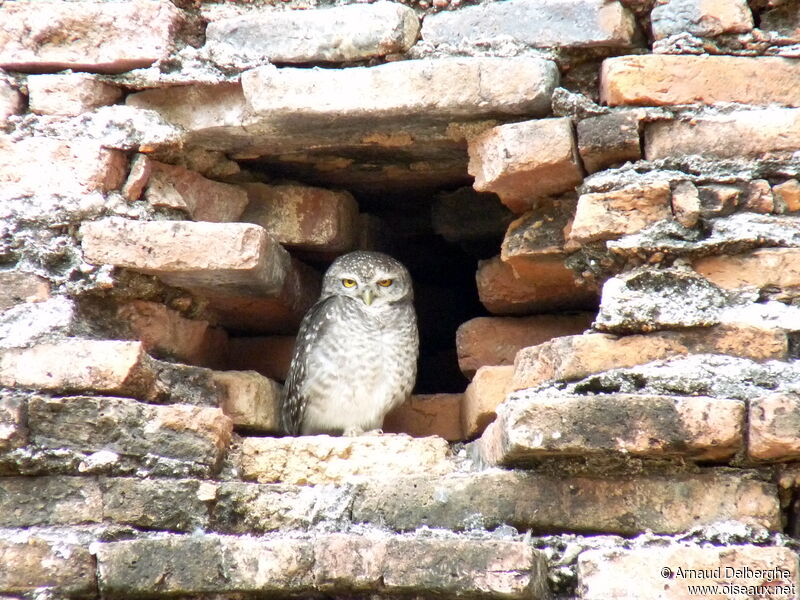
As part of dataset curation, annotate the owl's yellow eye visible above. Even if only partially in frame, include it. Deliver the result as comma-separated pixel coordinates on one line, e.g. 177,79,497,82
377,279,393,287
341,278,357,288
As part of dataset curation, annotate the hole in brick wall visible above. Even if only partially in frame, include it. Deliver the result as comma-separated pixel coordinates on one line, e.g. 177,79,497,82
228,156,507,393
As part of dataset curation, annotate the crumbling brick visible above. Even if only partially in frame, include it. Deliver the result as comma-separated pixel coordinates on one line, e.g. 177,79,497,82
650,0,754,39
212,370,282,434
749,393,800,461
576,112,642,173
0,75,24,121
0,271,50,311
773,179,800,212
421,0,638,49
144,161,249,223
0,136,127,196
462,365,514,439
0,0,185,74
481,393,744,464
468,118,583,214
27,73,122,116
241,183,359,252
693,248,800,289
206,1,419,65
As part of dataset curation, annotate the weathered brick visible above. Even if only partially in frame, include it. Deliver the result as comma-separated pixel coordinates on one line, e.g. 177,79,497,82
576,112,641,173
645,108,800,160
352,470,780,534
0,392,26,452
96,532,550,599
28,395,232,468
0,339,157,399
463,365,513,439
81,218,291,296
27,73,122,116
238,434,454,485
500,198,577,271
774,179,800,212
206,1,419,65
144,161,249,223
121,153,152,201
96,535,314,596
569,181,672,244
117,300,227,369
481,393,744,464
210,481,320,533
242,58,558,123
743,179,775,214
749,393,800,461
0,476,102,527
0,0,185,74
0,534,97,597
241,183,358,252
0,136,127,196
650,0,753,40
226,335,295,381
603,55,798,107
698,183,741,218
511,326,787,391
0,75,23,121
468,118,583,213
693,248,800,289
101,477,210,531
212,370,282,433
383,394,463,441
201,257,320,335
671,180,701,228
421,0,637,49
476,255,597,315
579,545,797,600
0,271,50,311
456,314,594,378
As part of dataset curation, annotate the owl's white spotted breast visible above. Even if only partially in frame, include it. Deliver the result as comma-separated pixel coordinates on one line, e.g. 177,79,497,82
287,295,418,435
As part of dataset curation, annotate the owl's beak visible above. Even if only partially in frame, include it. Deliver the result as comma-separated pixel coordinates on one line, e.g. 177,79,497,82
362,288,374,306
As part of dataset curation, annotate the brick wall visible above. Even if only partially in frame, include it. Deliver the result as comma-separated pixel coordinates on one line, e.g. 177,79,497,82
2,0,800,598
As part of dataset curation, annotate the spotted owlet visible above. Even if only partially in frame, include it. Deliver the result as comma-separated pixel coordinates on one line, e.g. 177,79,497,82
281,251,419,436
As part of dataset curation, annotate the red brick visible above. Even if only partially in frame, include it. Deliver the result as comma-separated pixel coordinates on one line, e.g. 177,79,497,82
226,336,295,381
117,300,228,369
743,180,775,214
477,255,598,315
0,136,127,196
569,181,672,244
456,314,594,378
384,394,463,441
121,154,153,201
0,271,50,311
603,55,797,107
27,73,122,116
462,365,513,439
212,370,282,433
693,248,800,289
749,393,800,461
143,160,248,223
241,183,358,252
0,0,185,74
468,118,583,213
0,339,157,400
81,218,291,296
773,179,800,212
481,393,744,464
645,108,800,160
579,545,797,600
671,180,701,228
511,326,787,391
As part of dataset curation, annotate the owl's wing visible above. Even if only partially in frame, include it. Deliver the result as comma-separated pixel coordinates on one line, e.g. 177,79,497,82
280,295,340,435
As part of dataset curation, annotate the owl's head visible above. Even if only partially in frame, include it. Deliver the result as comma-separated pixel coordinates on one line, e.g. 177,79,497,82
321,251,414,309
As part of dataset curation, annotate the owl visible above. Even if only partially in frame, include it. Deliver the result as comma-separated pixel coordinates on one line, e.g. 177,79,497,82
281,251,419,436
